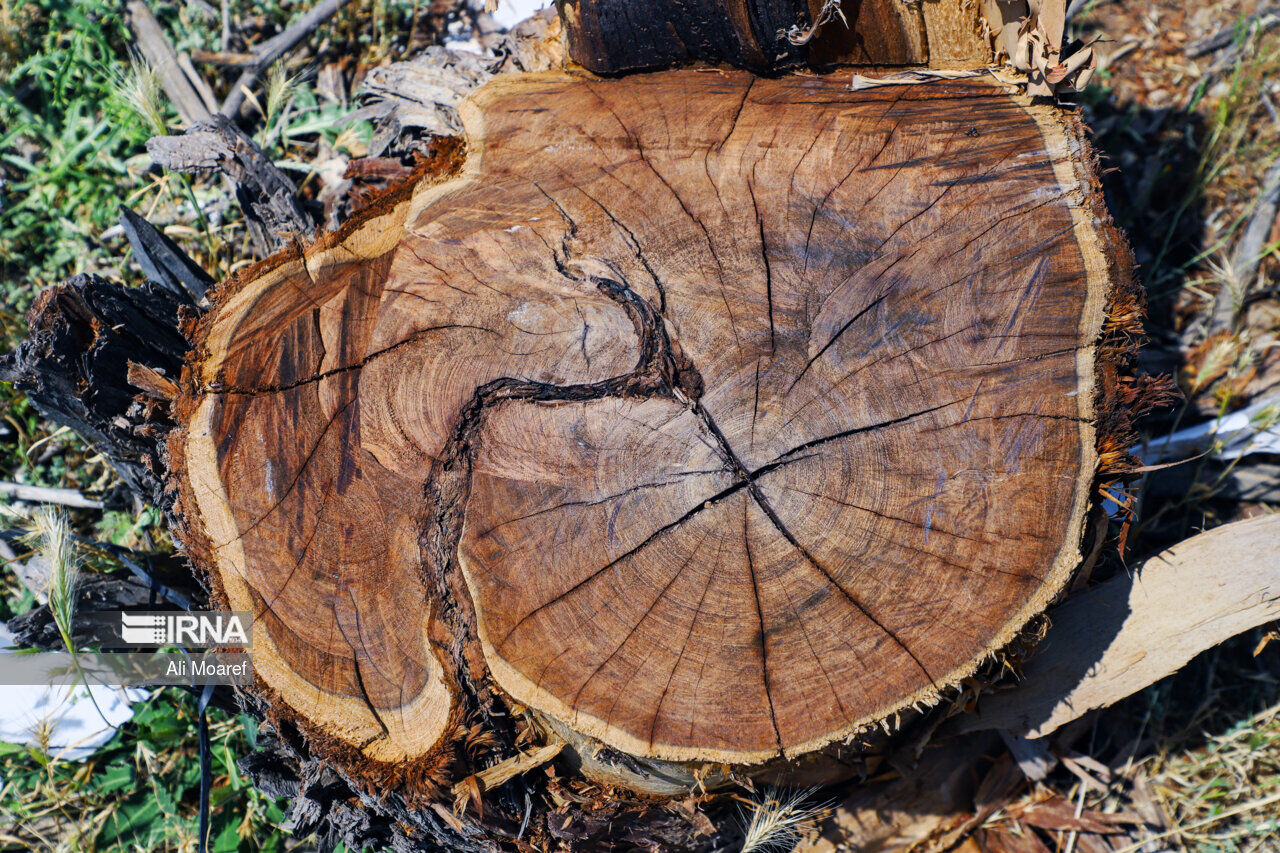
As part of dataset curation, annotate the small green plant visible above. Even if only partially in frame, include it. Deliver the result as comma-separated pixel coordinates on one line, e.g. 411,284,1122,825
0,0,166,308
0,690,292,851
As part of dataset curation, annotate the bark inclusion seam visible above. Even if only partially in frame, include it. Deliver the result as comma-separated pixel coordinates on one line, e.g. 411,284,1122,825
416,241,946,754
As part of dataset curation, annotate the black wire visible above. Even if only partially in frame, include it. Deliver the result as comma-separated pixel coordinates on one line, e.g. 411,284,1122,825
197,682,216,853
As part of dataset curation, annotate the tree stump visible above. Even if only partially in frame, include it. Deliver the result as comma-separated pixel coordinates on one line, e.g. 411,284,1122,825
168,69,1133,794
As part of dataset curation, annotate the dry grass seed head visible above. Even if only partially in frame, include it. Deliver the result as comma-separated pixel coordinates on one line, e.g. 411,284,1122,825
12,506,82,651
264,63,303,124
109,53,167,137
740,787,828,853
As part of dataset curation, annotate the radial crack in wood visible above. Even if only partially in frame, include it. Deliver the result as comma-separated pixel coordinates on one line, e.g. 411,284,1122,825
170,70,1124,780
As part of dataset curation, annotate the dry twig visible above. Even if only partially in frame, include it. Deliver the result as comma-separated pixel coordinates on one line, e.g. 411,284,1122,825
220,0,354,118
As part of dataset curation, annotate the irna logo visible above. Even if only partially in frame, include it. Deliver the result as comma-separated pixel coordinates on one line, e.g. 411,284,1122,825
119,611,252,648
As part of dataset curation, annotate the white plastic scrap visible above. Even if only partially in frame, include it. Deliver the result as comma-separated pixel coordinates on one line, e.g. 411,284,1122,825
0,625,147,762
1142,395,1280,464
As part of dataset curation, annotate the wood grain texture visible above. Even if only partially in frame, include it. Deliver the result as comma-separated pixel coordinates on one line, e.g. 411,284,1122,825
957,513,1280,738
919,0,996,66
172,70,1120,770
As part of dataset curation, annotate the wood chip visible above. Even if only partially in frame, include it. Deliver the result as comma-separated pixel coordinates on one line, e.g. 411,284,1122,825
957,514,1280,738
450,741,565,803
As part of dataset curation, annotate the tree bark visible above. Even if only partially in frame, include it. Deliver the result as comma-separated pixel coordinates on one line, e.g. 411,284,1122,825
0,272,194,506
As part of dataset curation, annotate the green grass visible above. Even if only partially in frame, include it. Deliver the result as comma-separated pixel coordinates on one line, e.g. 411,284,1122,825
0,0,376,315
0,690,290,852
0,0,160,310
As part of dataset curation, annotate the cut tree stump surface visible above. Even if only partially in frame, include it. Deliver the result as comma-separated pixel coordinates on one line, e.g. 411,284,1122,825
172,70,1119,773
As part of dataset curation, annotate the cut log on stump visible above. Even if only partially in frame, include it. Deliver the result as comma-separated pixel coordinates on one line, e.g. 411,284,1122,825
168,69,1136,794
556,0,1002,73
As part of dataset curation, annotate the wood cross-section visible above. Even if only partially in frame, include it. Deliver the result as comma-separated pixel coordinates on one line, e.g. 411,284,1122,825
172,71,1117,772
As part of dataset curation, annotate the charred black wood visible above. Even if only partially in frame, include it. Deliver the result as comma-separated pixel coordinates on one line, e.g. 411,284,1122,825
147,115,316,255
0,274,191,506
120,206,215,303
6,568,167,650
